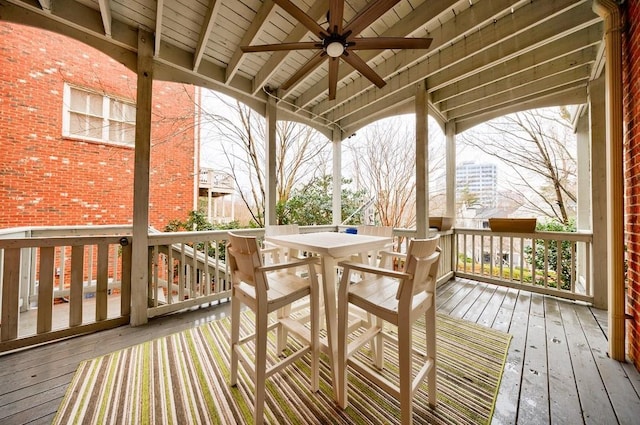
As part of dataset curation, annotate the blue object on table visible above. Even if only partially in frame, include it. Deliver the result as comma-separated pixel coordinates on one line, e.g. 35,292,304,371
345,227,358,234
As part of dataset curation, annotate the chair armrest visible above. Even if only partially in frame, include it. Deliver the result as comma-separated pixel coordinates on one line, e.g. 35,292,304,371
337,260,412,280
258,256,318,272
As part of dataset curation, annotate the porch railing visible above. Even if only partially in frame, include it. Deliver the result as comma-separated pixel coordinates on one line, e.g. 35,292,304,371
0,224,591,353
0,227,132,353
454,228,593,303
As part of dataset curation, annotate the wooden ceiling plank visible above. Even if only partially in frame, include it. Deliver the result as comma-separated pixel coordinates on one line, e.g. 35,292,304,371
294,0,456,108
251,0,328,95
98,0,112,37
431,29,601,104
225,0,275,83
316,0,596,125
193,0,222,71
446,66,591,118
437,46,598,113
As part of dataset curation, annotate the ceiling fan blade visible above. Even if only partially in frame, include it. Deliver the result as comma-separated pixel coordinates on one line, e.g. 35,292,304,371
241,42,319,53
329,0,344,34
349,37,432,50
281,52,327,91
273,0,328,39
342,51,385,88
344,0,401,36
328,57,339,100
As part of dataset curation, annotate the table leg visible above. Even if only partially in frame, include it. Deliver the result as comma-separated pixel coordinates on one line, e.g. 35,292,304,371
320,255,340,401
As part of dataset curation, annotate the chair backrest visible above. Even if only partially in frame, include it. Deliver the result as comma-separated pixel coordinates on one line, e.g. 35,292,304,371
265,224,300,236
356,225,393,238
397,236,441,300
227,232,268,290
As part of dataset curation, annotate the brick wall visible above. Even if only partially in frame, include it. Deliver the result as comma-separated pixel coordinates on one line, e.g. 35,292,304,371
0,22,196,230
624,1,640,370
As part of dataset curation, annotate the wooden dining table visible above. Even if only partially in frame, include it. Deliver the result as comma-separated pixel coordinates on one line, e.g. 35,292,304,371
264,231,393,401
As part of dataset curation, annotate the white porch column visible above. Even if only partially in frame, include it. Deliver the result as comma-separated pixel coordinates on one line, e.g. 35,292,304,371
588,77,608,310
265,93,277,226
130,29,154,326
593,0,624,360
332,128,342,226
445,122,456,219
415,81,429,238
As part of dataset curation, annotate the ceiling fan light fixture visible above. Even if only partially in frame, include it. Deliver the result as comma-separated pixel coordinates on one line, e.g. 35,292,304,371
326,41,345,57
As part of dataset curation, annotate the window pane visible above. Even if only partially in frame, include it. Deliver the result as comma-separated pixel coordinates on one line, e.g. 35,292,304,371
110,101,123,120
123,123,135,143
89,93,103,116
124,104,136,122
87,116,103,139
69,88,87,113
69,112,85,136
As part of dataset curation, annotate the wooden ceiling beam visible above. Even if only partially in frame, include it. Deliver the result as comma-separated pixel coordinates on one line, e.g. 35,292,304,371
154,0,164,56
193,0,222,71
97,0,111,37
225,0,275,83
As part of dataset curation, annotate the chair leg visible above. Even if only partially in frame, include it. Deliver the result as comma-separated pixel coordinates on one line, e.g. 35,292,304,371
230,293,241,387
254,305,268,424
337,291,349,408
276,305,290,354
373,315,384,370
398,315,413,425
425,306,437,409
310,280,320,392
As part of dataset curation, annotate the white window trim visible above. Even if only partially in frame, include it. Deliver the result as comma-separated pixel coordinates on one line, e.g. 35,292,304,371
62,83,136,147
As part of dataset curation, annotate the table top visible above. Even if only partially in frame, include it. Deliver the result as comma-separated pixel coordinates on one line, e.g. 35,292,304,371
265,231,392,259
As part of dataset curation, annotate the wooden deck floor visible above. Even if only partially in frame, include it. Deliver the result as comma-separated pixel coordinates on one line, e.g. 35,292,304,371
1,278,640,424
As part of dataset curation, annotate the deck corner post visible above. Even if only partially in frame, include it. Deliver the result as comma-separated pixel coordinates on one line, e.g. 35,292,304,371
130,28,154,327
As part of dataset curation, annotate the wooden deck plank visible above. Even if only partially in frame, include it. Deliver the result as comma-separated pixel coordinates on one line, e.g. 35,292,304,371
463,282,498,323
575,305,640,425
474,283,505,328
1,278,639,425
517,293,550,425
492,290,531,425
558,300,618,424
545,297,583,424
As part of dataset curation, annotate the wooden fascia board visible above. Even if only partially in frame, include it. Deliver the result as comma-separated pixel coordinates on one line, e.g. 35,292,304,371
193,0,222,72
314,0,598,126
454,86,587,133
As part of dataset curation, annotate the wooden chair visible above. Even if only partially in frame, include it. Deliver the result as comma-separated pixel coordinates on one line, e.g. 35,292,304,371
227,232,320,424
262,224,300,264
353,225,394,267
337,236,441,425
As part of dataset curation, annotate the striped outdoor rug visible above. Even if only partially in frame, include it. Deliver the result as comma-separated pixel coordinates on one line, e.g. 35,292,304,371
54,312,511,424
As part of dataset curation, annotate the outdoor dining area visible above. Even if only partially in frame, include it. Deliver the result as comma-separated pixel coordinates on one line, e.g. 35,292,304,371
2,0,640,423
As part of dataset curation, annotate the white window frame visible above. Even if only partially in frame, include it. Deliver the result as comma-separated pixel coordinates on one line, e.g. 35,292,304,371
62,83,136,147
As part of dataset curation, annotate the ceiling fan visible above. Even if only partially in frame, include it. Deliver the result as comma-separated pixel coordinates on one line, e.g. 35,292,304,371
241,0,432,100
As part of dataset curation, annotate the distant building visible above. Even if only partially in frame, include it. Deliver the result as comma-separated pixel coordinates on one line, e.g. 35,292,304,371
456,162,498,209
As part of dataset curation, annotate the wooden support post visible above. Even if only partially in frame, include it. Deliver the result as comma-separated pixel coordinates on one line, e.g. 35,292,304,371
415,81,429,238
265,92,277,226
332,127,342,226
130,29,154,326
445,122,456,219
